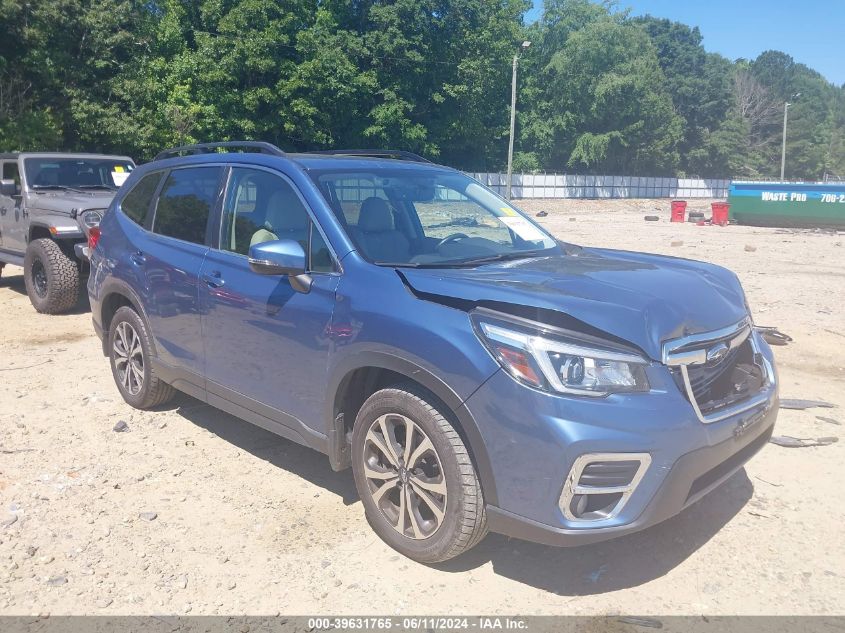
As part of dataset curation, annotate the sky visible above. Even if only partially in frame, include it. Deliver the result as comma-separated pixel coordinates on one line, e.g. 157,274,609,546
527,0,845,86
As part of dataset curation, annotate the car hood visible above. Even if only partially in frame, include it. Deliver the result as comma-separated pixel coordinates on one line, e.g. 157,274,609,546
27,191,115,216
400,247,749,362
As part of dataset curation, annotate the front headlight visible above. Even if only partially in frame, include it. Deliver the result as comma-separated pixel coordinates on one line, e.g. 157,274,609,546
80,210,103,231
471,310,649,397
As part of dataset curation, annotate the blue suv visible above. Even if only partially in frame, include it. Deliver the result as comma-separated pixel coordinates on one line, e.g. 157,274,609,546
88,142,778,562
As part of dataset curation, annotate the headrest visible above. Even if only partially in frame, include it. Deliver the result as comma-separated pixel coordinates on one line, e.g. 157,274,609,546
358,197,393,232
265,190,309,231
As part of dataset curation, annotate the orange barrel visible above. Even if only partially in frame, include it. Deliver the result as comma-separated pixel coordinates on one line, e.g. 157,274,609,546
711,201,730,226
670,200,687,222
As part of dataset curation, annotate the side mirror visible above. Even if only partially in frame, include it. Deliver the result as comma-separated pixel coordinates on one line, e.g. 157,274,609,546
0,179,18,196
248,239,312,293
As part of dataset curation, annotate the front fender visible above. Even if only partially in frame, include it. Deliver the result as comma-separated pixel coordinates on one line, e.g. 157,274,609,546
325,262,502,504
29,218,85,240
325,349,500,506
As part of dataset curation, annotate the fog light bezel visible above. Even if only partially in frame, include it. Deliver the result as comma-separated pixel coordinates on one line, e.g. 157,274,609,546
559,452,652,523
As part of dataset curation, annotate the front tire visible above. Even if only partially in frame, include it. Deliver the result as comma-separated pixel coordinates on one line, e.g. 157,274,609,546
24,238,80,314
351,385,487,563
108,306,175,409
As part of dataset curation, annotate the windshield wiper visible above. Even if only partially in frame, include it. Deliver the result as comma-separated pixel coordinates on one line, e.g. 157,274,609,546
32,184,85,194
77,184,117,191
436,250,553,267
377,250,553,269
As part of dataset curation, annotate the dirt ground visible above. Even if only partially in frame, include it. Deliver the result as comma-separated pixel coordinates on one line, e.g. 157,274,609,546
0,199,843,616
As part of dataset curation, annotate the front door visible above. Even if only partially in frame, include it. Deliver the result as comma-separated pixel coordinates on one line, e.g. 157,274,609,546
199,166,339,436
0,161,22,252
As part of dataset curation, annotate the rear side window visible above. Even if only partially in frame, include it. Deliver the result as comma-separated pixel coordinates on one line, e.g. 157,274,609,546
120,172,162,225
152,167,222,244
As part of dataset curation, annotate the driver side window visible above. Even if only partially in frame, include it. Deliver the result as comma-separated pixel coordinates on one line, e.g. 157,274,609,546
2,162,20,187
220,168,334,273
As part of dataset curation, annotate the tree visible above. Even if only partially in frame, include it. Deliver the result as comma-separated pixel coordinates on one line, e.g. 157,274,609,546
0,0,841,180
632,16,733,175
519,0,682,174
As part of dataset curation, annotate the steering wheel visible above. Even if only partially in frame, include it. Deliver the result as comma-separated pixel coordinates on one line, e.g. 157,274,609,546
436,233,470,250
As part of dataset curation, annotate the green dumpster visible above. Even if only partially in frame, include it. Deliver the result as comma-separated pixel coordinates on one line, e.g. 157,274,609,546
728,181,845,228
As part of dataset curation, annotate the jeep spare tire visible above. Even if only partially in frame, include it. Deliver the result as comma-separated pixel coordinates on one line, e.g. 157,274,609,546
24,238,80,314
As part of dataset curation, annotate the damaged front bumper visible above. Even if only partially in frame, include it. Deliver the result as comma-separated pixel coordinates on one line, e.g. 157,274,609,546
464,326,778,547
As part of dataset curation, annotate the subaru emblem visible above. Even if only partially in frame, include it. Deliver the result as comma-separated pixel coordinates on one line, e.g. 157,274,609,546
706,342,730,364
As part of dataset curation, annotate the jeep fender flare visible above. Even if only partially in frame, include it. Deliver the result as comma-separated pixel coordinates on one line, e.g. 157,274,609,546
28,219,84,241
326,350,499,506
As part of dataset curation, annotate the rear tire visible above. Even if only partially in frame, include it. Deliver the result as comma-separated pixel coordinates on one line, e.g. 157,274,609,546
24,238,79,314
108,305,175,409
351,384,487,563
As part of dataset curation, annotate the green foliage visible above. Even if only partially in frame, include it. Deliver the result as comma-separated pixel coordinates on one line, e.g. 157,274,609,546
631,17,733,176
518,1,682,174
0,0,843,181
511,151,541,172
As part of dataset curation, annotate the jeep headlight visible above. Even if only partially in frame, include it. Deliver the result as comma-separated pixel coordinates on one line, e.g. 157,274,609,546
471,310,649,396
80,210,103,231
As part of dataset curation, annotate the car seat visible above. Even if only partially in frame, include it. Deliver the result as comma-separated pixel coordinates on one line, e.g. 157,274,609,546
250,189,310,250
355,197,411,262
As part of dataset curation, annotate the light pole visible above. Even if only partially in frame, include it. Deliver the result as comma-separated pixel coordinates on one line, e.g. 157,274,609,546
780,92,800,181
506,40,531,200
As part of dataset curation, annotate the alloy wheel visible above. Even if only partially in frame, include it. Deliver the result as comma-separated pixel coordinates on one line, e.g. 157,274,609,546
362,413,448,540
113,321,144,395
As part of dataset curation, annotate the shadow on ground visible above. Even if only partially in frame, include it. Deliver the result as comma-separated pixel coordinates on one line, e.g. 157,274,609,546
167,391,753,596
434,469,753,595
0,269,91,314
168,393,359,506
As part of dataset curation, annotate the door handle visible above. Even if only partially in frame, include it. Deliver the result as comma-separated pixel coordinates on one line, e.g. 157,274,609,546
130,251,146,266
0,207,6,216
202,271,225,288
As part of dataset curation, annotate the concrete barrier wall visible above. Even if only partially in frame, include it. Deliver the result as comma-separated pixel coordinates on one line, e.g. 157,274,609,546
467,173,730,199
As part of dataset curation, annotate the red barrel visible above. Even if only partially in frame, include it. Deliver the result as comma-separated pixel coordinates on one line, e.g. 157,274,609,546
670,200,687,222
711,201,729,226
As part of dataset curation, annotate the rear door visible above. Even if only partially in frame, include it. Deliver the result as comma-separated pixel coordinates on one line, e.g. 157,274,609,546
198,165,340,436
137,165,224,384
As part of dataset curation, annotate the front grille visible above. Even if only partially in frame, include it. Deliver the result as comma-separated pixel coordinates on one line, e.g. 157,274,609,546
664,319,772,424
685,347,741,400
672,337,763,416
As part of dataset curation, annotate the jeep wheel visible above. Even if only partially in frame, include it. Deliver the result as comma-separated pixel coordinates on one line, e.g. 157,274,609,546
108,306,175,409
351,385,487,563
24,238,80,314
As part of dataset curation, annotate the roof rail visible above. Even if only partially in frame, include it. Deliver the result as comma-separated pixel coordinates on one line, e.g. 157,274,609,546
306,149,431,163
153,141,284,162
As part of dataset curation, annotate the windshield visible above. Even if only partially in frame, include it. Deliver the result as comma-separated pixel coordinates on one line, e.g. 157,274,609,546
24,157,134,191
310,168,558,266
